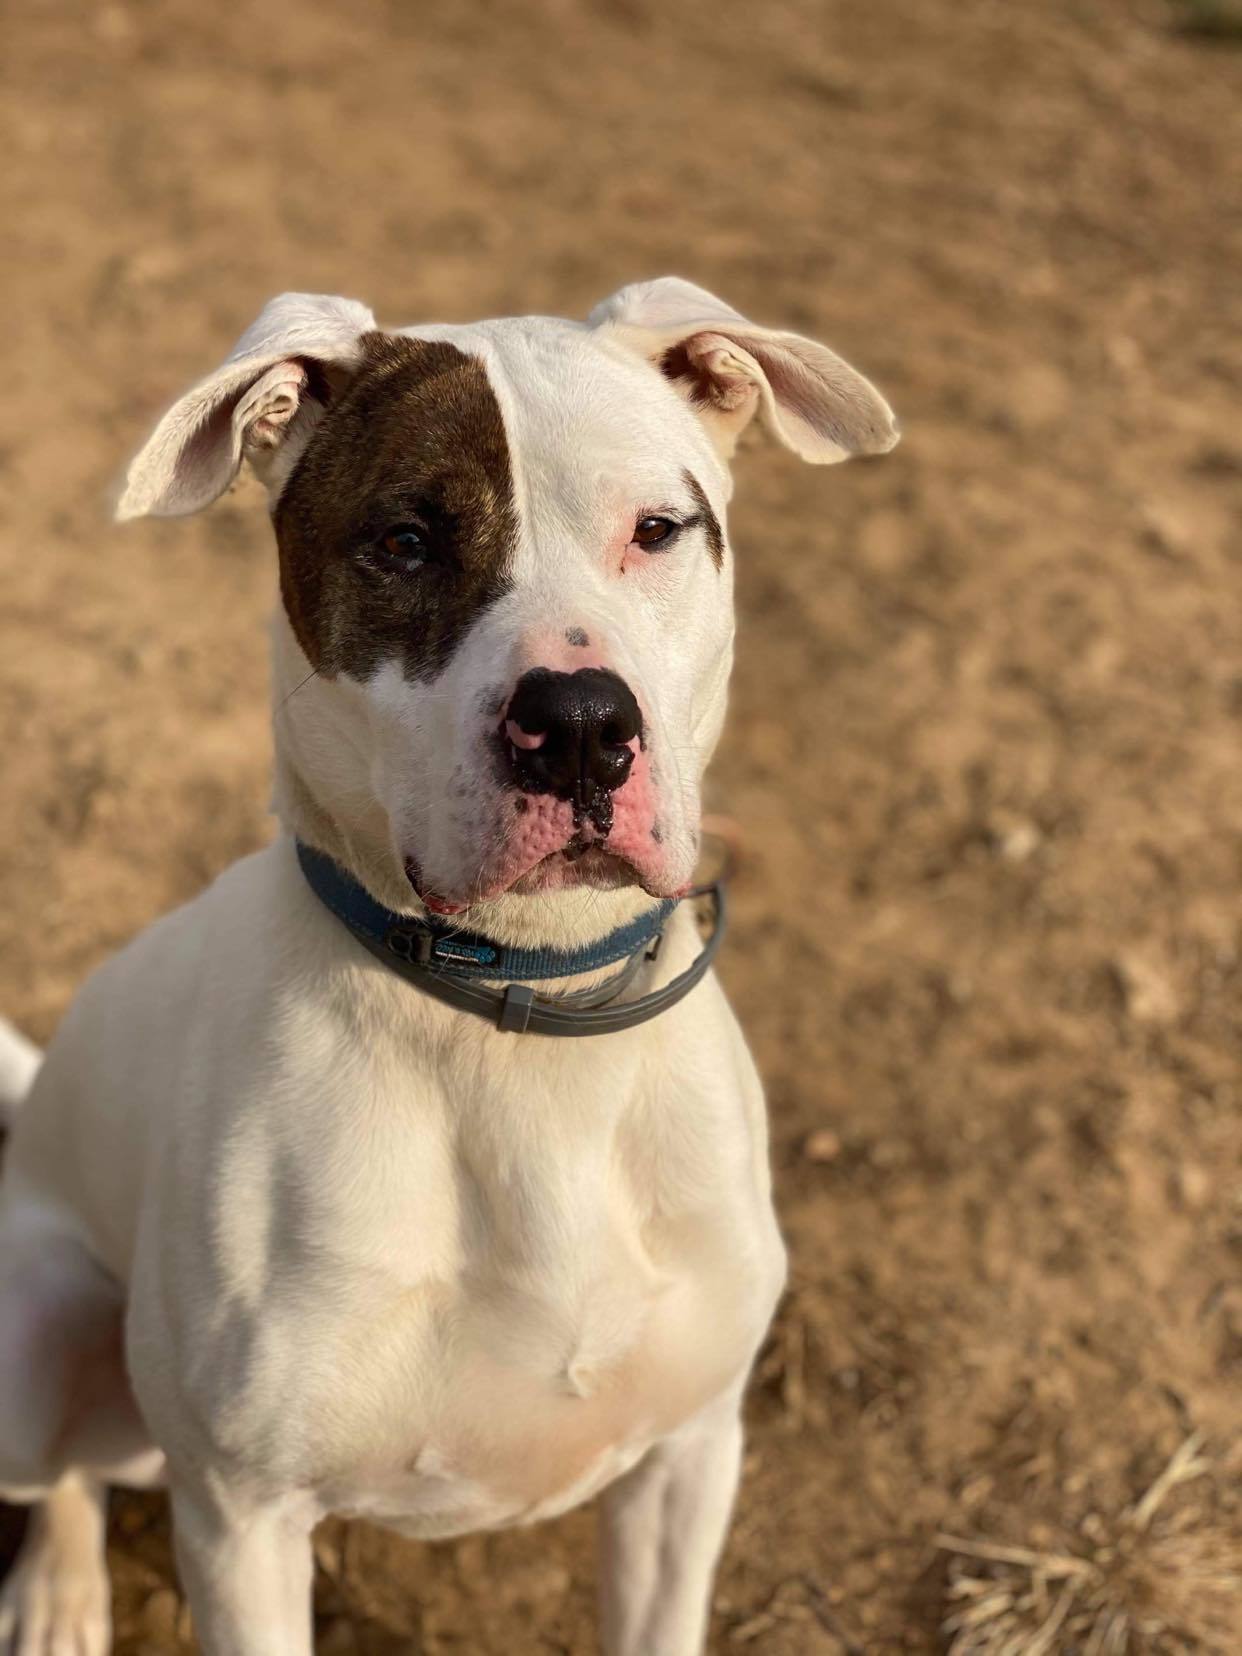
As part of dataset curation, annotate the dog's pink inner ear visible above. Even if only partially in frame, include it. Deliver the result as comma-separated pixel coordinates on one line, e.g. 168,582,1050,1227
657,323,898,465
660,334,760,416
653,331,767,460
234,360,310,455
589,278,898,466
117,291,377,521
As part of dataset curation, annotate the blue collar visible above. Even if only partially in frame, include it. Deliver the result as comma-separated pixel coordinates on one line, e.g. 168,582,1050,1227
296,841,677,982
295,839,726,1037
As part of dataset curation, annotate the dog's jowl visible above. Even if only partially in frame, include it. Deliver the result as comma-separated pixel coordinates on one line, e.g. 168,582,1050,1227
0,279,896,1656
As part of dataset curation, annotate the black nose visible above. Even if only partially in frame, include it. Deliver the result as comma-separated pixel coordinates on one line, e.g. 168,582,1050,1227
504,667,642,830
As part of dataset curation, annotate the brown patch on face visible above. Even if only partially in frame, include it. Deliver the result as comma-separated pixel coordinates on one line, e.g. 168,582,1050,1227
683,468,724,569
275,333,516,681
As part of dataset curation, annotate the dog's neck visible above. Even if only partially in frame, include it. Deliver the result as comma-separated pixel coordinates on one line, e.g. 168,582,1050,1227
267,614,659,953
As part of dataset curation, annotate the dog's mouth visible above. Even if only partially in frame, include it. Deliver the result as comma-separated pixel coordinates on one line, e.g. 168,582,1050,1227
402,765,685,916
507,840,640,896
405,835,666,917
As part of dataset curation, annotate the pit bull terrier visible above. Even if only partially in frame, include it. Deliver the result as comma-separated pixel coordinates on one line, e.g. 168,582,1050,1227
0,277,896,1654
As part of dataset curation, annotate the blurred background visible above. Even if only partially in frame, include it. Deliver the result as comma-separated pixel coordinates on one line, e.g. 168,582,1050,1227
2,1,1240,1650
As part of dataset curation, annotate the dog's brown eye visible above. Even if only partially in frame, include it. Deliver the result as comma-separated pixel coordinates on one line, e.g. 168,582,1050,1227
380,525,428,566
632,516,678,548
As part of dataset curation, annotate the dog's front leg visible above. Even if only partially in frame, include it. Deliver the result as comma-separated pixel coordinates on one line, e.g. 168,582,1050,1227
170,1477,316,1655
597,1392,744,1656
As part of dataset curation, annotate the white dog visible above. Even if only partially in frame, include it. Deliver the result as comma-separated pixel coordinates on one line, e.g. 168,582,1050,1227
0,278,896,1655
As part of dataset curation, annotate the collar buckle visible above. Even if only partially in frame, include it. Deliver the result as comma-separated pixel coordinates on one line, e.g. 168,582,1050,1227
386,923,434,966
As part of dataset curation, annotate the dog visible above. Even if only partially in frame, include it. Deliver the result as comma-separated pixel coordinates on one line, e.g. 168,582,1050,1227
0,277,897,1654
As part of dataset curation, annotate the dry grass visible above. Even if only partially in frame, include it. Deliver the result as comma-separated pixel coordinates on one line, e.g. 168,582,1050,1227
937,1436,1241,1655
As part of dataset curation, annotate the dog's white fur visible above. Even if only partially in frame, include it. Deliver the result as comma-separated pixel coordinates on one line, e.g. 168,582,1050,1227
0,280,896,1654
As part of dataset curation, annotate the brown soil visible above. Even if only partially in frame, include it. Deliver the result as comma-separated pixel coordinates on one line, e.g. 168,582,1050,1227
2,1,1241,1651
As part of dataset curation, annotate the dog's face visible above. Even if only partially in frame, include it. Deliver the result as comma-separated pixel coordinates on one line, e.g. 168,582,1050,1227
272,321,736,914
121,281,897,917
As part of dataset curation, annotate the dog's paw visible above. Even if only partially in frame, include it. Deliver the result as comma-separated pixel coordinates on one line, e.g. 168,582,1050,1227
0,1530,111,1656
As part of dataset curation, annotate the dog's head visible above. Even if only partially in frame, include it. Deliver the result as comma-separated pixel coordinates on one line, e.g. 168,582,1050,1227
120,280,896,932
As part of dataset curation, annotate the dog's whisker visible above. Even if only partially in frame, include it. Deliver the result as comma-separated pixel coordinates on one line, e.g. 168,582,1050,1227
275,668,321,713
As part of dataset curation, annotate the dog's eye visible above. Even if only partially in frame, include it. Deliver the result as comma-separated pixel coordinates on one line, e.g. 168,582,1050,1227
380,525,429,567
632,516,679,549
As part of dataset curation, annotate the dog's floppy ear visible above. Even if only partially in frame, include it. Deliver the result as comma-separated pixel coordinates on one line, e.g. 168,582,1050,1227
116,292,377,520
588,276,898,464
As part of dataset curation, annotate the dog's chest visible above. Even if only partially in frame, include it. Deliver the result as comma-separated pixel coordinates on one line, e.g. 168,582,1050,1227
322,1231,751,1538
226,1073,775,1539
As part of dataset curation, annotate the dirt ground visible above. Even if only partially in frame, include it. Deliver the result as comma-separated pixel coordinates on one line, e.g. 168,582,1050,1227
2,0,1241,1650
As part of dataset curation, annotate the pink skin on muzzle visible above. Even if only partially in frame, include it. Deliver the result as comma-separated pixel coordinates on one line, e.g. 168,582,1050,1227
504,720,546,752
410,705,678,915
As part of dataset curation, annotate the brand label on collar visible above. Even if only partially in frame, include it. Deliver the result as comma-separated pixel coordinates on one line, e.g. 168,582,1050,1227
432,939,499,967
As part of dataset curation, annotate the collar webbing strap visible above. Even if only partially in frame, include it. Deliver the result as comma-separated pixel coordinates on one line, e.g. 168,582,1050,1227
295,841,725,1037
